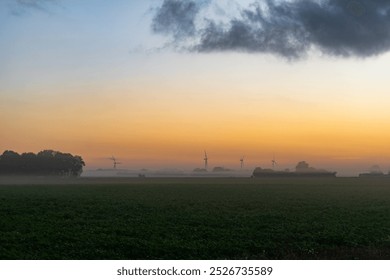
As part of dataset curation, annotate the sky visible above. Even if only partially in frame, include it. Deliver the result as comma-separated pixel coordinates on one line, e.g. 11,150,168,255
1,0,390,175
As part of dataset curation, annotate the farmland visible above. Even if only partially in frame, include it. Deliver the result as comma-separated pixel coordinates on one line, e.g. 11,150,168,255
0,177,390,259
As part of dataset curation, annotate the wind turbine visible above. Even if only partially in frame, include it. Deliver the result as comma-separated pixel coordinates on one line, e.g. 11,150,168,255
271,153,277,169
204,151,208,170
240,156,245,169
109,156,121,169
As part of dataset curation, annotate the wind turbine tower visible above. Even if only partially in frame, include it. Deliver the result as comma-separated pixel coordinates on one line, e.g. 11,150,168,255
271,153,277,170
240,156,245,169
204,151,208,170
109,156,121,169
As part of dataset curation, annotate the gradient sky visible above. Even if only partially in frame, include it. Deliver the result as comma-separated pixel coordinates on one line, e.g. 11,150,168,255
1,0,390,175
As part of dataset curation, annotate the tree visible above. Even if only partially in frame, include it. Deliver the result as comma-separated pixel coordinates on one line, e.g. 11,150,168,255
0,150,85,176
0,150,21,174
296,161,311,172
21,152,37,174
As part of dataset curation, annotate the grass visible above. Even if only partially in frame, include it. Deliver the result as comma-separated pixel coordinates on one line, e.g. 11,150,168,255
0,177,390,259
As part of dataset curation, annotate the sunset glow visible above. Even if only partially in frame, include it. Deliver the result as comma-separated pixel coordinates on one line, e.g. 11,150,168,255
2,0,390,176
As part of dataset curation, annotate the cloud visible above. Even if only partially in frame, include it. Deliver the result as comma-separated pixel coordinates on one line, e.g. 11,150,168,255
11,0,58,15
151,0,390,59
152,0,202,38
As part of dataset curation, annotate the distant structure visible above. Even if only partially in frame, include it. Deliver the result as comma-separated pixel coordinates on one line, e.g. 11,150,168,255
271,153,277,169
109,156,121,169
240,156,245,169
193,168,207,173
359,165,386,177
253,161,336,178
204,151,208,170
213,166,231,172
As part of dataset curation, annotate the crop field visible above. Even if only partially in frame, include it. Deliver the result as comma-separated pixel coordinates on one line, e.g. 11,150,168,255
0,177,390,260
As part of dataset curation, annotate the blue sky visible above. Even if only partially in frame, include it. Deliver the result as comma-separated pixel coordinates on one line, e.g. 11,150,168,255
0,1,154,91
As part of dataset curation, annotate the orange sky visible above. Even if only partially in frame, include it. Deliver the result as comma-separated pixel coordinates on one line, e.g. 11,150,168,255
2,54,390,175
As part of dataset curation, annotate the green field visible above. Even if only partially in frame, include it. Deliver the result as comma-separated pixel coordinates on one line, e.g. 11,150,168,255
0,177,390,259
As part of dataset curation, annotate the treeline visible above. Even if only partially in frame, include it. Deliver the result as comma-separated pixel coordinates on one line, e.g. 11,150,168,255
252,161,336,178
0,150,85,176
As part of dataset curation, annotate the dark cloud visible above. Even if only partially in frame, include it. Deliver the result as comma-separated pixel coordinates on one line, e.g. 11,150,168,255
152,0,202,38
152,0,390,59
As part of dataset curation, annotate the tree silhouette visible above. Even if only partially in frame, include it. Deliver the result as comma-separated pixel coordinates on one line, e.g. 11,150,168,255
0,150,85,176
296,161,310,172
